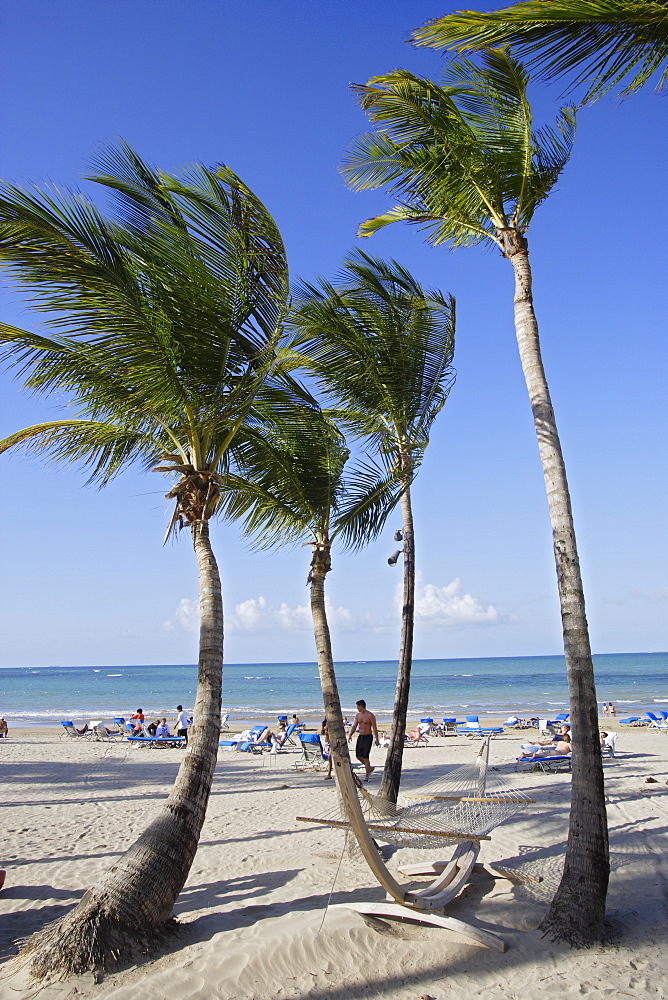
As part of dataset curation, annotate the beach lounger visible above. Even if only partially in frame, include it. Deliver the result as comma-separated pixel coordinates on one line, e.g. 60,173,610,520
404,733,429,747
515,753,571,773
234,727,272,753
126,735,186,748
645,712,665,728
293,733,328,771
618,716,642,725
60,721,92,739
221,714,230,731
91,723,122,741
438,717,458,734
456,717,503,739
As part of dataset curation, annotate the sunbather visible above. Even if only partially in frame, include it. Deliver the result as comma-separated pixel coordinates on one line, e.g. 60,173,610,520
520,733,571,760
406,722,430,742
0,718,8,738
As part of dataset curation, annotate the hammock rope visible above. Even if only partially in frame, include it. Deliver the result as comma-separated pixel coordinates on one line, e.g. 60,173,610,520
297,741,534,850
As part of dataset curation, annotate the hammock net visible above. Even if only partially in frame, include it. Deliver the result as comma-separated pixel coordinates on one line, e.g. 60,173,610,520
298,742,533,851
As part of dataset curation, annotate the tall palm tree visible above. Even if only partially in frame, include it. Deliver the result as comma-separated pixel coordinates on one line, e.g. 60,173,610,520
288,251,455,802
221,409,402,795
341,49,608,945
413,1,668,102
0,142,304,977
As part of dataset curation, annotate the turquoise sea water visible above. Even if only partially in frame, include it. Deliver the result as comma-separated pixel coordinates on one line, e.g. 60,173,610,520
1,652,666,726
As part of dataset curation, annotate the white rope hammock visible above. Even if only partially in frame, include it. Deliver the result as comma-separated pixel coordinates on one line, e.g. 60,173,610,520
298,742,534,850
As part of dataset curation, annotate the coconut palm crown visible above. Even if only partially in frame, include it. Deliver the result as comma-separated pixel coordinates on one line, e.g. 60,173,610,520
342,49,575,254
413,1,668,102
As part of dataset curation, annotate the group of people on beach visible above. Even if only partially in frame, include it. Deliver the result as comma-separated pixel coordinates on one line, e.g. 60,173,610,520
71,705,193,742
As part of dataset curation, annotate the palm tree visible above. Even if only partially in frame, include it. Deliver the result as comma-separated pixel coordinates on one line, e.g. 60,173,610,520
413,1,668,102
341,49,608,945
221,409,401,795
0,142,303,977
288,251,455,802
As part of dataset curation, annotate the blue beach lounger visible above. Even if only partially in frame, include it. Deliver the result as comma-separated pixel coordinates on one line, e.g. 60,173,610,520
293,733,328,771
456,716,503,738
126,735,186,748
515,753,571,773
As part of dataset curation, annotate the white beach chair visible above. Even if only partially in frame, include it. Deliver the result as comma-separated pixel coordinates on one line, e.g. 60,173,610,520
60,721,92,739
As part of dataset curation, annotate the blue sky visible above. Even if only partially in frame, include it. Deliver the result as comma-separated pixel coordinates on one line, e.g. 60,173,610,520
1,0,665,667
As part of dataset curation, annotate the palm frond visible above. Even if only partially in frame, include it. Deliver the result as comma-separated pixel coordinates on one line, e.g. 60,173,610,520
0,140,299,531
289,250,455,463
332,459,404,550
0,419,161,485
413,1,668,101
342,53,578,243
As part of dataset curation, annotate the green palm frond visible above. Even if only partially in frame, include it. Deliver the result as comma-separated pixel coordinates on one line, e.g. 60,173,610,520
342,51,576,246
1,141,299,527
413,1,668,101
333,459,404,550
219,410,349,549
289,250,455,468
0,419,160,485
221,409,403,556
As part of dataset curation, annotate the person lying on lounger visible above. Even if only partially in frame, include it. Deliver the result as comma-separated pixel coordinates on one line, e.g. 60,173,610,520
406,722,430,742
519,733,571,760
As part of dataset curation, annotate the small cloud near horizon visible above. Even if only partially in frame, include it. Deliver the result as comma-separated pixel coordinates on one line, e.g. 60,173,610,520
630,587,668,604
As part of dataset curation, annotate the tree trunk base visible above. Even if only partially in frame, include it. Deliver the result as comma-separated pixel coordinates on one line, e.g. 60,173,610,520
538,910,605,948
17,899,179,980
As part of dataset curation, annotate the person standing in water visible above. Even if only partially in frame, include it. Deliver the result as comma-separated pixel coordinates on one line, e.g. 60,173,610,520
348,699,379,781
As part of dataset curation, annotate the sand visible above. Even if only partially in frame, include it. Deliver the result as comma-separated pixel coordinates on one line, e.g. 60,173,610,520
1,721,668,999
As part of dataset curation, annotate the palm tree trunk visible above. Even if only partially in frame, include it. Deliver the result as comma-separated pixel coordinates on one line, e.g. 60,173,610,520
504,230,609,945
380,481,415,803
308,540,350,763
19,520,224,978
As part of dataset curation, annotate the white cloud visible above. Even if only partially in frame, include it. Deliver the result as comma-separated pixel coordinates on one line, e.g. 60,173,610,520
631,587,668,604
230,595,357,633
411,578,499,627
163,597,199,633
164,579,498,637
164,593,358,636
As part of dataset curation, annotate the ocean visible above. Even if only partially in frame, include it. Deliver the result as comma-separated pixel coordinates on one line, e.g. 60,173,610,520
1,652,666,727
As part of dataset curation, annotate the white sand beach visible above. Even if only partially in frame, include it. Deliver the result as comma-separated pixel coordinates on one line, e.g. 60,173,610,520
1,722,668,1000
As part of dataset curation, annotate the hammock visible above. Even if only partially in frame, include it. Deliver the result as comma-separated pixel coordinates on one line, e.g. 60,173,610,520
296,739,534,950
298,741,533,850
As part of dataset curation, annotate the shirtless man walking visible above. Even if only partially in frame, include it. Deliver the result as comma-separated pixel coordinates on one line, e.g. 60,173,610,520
348,699,379,780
